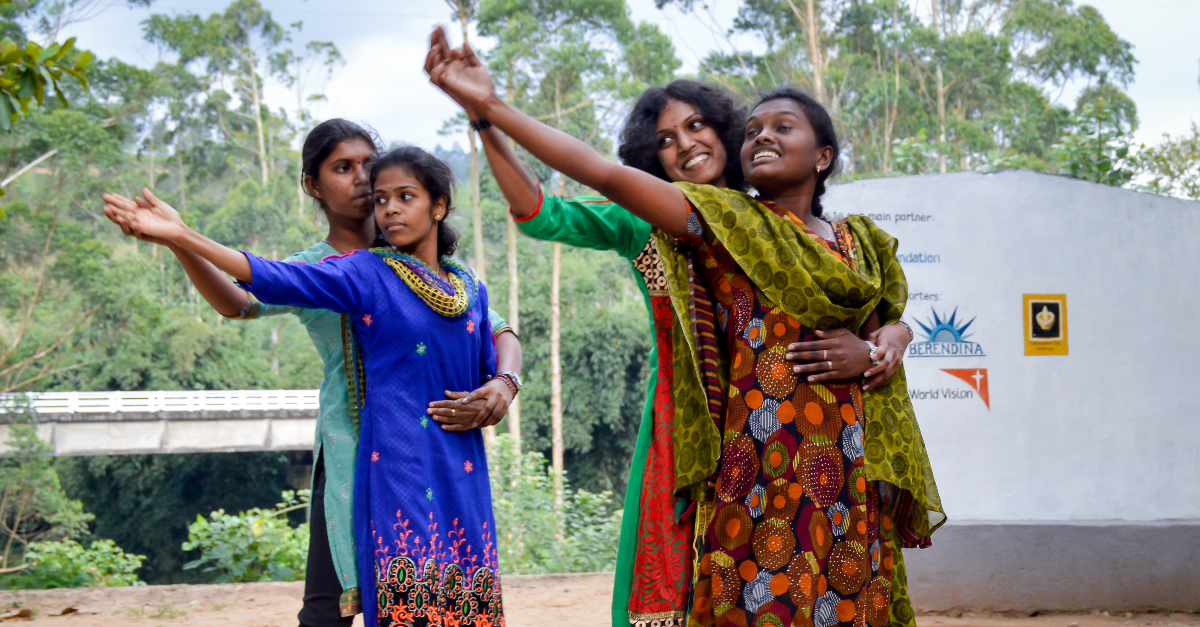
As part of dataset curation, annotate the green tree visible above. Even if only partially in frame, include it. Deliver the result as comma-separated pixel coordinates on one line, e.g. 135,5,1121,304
1137,122,1200,200
0,403,92,574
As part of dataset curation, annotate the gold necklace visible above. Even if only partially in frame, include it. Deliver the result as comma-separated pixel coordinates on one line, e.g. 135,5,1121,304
379,256,470,317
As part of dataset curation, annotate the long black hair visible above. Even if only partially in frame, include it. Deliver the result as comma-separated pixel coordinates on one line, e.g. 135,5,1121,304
301,118,378,212
618,79,748,191
752,87,840,217
369,146,460,260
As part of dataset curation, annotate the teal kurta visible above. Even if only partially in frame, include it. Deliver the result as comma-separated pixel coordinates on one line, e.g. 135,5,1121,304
247,241,361,606
513,194,660,627
245,241,513,616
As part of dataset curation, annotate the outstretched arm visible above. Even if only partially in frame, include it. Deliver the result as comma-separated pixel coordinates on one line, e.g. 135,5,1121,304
104,190,251,283
103,191,251,318
426,28,689,236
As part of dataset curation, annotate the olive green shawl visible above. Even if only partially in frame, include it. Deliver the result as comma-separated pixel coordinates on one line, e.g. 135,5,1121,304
655,182,945,539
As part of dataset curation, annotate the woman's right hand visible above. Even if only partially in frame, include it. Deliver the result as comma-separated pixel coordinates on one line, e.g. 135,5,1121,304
103,188,186,243
425,27,497,114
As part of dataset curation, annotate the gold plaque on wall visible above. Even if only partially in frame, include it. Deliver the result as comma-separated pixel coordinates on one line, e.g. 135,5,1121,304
1024,294,1068,356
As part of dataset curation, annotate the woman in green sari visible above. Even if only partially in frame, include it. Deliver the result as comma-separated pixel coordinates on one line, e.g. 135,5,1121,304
428,35,942,627
456,75,913,627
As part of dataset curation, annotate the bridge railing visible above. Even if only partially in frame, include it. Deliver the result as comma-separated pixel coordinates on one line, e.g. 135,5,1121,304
0,390,321,456
0,390,320,417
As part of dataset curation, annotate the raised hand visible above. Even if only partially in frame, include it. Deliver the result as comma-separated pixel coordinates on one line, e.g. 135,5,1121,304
102,188,186,243
425,26,497,114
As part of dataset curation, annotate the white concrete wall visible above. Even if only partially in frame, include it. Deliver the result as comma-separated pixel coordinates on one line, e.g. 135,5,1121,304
824,170,1200,522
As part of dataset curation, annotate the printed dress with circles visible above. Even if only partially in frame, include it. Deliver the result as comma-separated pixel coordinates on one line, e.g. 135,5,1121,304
684,216,901,627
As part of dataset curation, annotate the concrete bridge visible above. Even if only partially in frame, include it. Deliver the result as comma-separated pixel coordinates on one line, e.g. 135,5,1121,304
0,390,318,456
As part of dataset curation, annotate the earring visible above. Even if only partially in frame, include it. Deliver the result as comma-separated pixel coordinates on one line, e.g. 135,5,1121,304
816,165,823,173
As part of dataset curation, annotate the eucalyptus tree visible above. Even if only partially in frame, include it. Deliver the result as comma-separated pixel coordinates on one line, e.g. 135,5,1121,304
144,0,286,189
269,24,342,215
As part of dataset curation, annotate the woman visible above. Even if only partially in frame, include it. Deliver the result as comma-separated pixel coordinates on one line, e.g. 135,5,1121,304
105,145,513,627
455,73,913,627
428,36,942,627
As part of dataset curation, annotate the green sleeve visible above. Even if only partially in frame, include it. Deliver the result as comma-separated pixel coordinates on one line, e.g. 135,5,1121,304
514,190,653,261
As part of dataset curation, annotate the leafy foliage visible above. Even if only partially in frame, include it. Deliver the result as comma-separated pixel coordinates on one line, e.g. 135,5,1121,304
1137,123,1200,200
488,435,621,574
1053,102,1137,187
56,453,297,584
1,539,144,589
181,490,310,583
0,401,93,573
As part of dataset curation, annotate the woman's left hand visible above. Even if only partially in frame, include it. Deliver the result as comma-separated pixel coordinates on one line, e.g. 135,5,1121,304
427,379,514,432
787,328,874,383
861,322,912,391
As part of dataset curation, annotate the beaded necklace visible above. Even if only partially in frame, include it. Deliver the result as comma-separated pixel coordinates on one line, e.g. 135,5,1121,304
371,248,477,318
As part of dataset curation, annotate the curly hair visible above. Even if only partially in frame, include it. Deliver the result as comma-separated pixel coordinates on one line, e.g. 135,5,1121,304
751,87,840,217
617,79,748,191
369,146,460,260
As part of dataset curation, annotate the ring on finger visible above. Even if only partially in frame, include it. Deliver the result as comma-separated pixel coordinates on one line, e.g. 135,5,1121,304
451,408,456,416
823,349,828,360
827,360,833,370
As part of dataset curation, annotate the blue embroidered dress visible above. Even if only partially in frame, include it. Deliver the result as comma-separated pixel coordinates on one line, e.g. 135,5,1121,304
241,250,504,627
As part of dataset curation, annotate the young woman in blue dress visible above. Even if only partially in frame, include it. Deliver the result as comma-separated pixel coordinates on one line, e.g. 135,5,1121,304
104,142,515,627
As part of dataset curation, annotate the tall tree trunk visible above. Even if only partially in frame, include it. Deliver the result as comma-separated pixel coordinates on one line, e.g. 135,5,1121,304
177,145,187,212
936,62,947,174
805,0,826,103
883,0,901,174
297,89,305,215
550,239,563,508
246,49,269,187
504,71,521,449
550,80,565,510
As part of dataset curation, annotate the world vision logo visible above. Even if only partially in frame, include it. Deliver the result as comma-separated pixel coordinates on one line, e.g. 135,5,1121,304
907,308,985,357
941,368,990,409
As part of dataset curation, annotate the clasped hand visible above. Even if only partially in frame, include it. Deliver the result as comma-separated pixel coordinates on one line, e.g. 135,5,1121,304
786,324,909,391
426,378,514,432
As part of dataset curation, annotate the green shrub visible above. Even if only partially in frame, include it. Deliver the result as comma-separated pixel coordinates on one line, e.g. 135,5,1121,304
1,539,145,589
489,435,621,574
181,490,310,582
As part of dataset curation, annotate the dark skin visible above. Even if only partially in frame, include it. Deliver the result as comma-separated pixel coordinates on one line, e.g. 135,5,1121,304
102,158,519,428
426,28,907,388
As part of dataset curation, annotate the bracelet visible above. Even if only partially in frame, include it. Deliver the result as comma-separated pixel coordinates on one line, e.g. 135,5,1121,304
898,320,914,342
469,118,492,132
495,374,519,397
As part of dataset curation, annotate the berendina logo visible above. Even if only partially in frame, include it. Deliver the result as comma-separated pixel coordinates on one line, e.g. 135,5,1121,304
907,307,986,357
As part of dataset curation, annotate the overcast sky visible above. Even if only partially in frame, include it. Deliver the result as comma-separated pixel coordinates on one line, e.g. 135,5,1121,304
56,0,1200,151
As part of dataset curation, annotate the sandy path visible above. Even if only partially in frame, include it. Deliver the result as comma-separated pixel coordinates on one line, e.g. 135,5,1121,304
2,574,1198,626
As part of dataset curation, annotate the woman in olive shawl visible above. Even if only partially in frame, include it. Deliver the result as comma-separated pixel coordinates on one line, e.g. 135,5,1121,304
428,35,943,627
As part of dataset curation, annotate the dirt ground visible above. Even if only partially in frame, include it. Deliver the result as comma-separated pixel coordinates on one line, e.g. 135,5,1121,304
2,573,1198,626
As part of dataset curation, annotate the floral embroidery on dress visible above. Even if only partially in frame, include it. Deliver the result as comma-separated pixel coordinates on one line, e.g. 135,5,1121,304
373,510,504,627
416,343,427,355
372,452,380,462
363,314,373,326
467,320,475,334
464,461,473,473
425,488,433,501
420,416,429,429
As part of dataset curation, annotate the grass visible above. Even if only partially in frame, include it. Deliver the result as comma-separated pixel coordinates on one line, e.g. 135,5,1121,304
122,604,189,620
